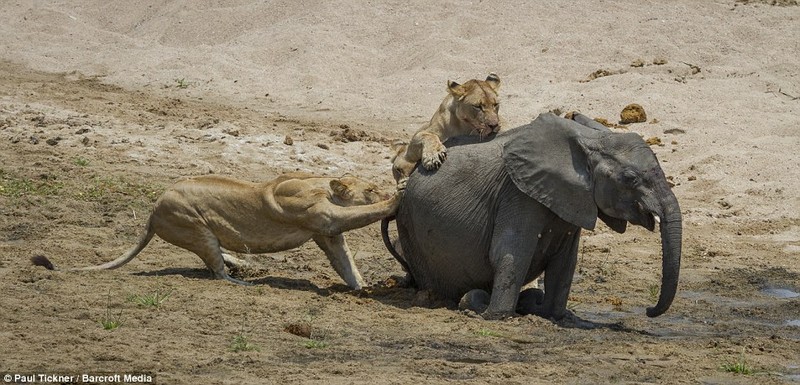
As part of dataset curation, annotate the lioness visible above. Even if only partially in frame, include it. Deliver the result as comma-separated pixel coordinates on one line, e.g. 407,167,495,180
391,73,501,181
32,173,403,289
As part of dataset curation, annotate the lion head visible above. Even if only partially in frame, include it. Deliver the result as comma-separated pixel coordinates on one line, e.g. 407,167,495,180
330,176,386,205
447,73,501,137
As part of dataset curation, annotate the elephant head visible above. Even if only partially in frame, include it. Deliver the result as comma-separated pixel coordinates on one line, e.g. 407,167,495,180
503,113,682,317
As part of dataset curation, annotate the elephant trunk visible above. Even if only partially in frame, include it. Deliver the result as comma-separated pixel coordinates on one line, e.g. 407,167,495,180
646,194,682,317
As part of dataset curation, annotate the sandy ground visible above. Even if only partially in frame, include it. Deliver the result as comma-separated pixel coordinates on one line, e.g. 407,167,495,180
1,1,799,384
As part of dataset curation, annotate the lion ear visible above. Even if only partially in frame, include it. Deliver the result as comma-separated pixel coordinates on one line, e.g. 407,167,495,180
390,140,408,157
330,179,353,200
485,73,501,91
447,80,465,97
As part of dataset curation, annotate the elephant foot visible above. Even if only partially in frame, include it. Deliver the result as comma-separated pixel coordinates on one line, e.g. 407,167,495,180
516,288,569,321
458,289,489,314
516,288,545,315
480,310,518,321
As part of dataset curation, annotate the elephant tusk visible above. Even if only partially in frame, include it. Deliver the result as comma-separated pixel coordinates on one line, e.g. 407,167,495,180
653,214,661,224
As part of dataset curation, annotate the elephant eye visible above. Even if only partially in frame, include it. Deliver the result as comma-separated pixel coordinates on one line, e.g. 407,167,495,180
621,170,640,186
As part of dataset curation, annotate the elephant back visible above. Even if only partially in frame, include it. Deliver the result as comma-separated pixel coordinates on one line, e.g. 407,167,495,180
397,135,508,299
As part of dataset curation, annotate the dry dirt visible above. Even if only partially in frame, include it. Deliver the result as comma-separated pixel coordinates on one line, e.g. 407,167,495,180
1,1,799,384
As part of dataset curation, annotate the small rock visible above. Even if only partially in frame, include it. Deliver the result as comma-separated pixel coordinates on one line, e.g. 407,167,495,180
29,136,40,145
630,59,645,67
653,57,668,65
332,127,370,142
581,68,624,83
283,135,294,145
620,104,647,124
317,143,330,150
688,175,697,181
284,323,312,338
664,128,686,135
74,127,90,135
682,62,701,75
46,137,62,146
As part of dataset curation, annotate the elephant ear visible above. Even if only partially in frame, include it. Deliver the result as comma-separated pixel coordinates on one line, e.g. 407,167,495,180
502,113,598,230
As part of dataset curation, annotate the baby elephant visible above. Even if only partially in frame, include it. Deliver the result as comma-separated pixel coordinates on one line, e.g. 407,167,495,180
33,173,403,288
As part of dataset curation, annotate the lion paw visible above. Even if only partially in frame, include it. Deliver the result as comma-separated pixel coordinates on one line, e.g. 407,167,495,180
421,147,447,170
396,177,409,192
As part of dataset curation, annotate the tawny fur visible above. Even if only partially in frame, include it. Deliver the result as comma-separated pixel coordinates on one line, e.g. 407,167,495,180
32,173,403,288
391,73,501,181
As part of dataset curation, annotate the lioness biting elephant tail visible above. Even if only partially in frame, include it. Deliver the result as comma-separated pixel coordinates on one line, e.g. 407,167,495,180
32,173,404,288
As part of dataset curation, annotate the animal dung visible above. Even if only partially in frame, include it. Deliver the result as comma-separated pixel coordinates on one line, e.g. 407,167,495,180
645,136,663,146
620,104,647,124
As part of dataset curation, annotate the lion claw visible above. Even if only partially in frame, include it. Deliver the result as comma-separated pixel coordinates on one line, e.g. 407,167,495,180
396,178,408,197
422,149,447,170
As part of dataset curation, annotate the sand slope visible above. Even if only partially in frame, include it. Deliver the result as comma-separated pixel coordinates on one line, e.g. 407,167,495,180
1,1,799,384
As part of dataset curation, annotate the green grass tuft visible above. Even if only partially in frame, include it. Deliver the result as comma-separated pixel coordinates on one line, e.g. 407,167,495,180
230,333,260,352
128,288,173,308
174,78,191,89
0,169,63,198
721,350,754,375
304,339,328,349
99,291,125,330
475,328,503,338
648,284,660,302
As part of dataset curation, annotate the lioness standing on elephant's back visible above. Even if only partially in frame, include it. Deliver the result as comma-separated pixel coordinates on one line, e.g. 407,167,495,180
391,73,501,181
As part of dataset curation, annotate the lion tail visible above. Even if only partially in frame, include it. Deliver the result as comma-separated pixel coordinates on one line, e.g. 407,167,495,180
31,217,156,272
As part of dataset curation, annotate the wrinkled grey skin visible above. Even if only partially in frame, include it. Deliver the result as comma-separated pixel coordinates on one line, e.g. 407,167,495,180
385,113,682,320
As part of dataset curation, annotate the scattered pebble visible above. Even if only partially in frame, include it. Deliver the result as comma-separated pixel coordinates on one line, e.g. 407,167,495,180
332,126,371,142
46,137,62,146
283,135,294,145
581,68,626,83
664,128,686,135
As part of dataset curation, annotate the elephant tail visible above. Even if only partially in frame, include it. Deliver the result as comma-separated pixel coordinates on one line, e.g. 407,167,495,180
381,216,415,287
